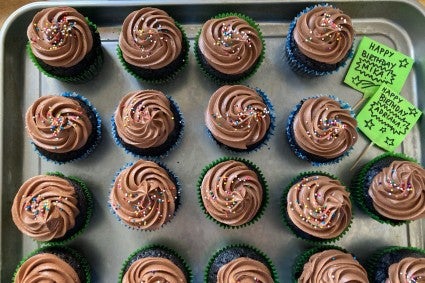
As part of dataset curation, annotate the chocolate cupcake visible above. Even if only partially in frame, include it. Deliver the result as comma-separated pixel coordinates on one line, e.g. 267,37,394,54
11,172,93,244
117,7,189,83
25,92,102,163
282,172,352,243
109,159,180,231
111,89,183,157
205,85,274,152
352,153,425,226
27,6,103,83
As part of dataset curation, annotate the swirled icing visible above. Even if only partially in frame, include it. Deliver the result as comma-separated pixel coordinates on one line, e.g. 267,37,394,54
123,257,186,283
119,7,183,69
15,253,80,283
25,95,93,154
217,257,273,283
299,249,368,283
27,7,93,68
114,90,175,149
293,6,354,64
200,160,263,226
109,160,177,230
198,16,263,75
369,160,425,221
386,257,425,283
287,175,351,239
205,85,271,150
292,96,358,160
11,175,79,241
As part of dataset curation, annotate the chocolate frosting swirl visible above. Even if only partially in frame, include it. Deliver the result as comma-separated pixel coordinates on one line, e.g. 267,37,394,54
25,95,93,154
294,6,354,64
293,96,358,160
198,16,263,75
114,90,175,149
217,257,273,283
119,7,183,69
287,175,352,239
369,160,425,221
11,175,79,241
15,253,80,283
205,85,271,150
109,160,177,230
386,257,425,283
201,160,263,226
123,257,186,283
299,249,368,283
27,7,93,67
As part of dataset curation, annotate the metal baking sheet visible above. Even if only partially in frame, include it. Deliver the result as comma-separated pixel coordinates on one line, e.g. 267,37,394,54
1,1,424,282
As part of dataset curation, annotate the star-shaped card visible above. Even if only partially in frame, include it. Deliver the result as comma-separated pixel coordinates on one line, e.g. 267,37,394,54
356,84,422,151
344,37,414,98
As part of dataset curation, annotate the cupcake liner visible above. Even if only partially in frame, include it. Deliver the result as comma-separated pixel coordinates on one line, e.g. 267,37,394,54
285,95,356,166
108,160,181,231
281,171,353,244
351,152,418,226
31,92,102,164
292,245,347,282
13,244,91,283
27,18,103,83
204,243,279,283
117,21,189,84
285,4,354,77
197,156,269,229
366,245,425,283
111,94,184,158
194,12,266,84
206,86,275,153
119,244,192,282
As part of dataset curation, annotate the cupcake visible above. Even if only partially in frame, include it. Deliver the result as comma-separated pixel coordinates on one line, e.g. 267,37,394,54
205,244,278,283
25,92,102,163
119,245,191,282
13,245,91,283
367,246,425,283
11,172,93,244
352,153,425,226
198,157,268,228
195,13,265,83
292,245,368,282
117,7,189,83
285,4,354,76
27,6,103,83
109,159,180,231
282,172,352,243
112,89,183,157
286,95,358,166
205,85,274,152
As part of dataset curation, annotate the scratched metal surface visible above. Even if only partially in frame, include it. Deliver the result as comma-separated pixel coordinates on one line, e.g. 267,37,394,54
1,1,424,282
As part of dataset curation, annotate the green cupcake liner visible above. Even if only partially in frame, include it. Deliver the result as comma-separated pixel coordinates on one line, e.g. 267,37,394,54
292,245,347,282
351,152,418,226
118,244,192,283
204,243,279,283
197,156,269,229
281,171,353,244
117,20,189,84
26,18,103,84
194,12,266,84
12,244,91,283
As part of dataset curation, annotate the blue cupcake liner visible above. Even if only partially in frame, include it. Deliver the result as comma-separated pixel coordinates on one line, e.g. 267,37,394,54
285,4,354,77
206,86,275,153
285,94,357,166
111,94,184,159
31,92,102,164
108,159,181,231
